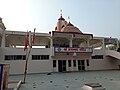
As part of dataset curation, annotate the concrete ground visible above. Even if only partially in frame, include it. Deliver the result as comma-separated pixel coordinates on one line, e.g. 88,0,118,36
8,70,120,90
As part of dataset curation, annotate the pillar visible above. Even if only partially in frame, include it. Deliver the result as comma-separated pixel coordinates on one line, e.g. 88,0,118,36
56,60,58,72
76,60,78,71
69,38,73,47
116,38,119,49
102,38,105,50
66,60,68,71
1,30,5,47
50,38,54,56
71,60,74,71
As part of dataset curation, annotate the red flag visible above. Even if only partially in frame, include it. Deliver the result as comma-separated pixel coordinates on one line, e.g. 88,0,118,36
24,31,29,51
32,28,36,44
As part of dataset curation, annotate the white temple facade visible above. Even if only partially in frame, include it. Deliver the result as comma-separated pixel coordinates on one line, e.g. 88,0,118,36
0,16,120,74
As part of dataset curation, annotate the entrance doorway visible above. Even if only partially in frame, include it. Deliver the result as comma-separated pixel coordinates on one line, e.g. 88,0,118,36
58,60,66,72
78,60,85,71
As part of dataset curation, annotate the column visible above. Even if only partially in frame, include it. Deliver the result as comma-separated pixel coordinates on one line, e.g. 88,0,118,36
102,38,105,50
116,38,119,49
56,60,58,72
50,38,54,56
66,60,69,71
69,38,72,47
50,38,53,48
71,60,74,71
76,60,78,71
1,30,5,47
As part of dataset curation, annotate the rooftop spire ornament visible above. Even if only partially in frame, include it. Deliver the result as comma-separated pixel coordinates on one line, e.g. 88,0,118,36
60,9,62,16
68,16,70,22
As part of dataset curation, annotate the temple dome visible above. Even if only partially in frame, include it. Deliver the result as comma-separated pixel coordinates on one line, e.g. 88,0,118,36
61,22,82,33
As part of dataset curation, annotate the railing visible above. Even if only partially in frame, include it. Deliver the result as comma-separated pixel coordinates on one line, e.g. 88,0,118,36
105,50,120,59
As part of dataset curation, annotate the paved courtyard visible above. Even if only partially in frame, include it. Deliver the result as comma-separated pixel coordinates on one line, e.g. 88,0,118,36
9,70,120,90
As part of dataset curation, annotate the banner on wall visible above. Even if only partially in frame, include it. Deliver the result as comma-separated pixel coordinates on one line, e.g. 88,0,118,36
54,47,93,53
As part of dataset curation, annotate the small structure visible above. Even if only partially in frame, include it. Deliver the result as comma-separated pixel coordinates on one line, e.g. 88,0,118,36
82,83,106,90
0,64,10,90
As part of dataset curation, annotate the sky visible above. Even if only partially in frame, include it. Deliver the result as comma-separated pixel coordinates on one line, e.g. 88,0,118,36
0,0,120,38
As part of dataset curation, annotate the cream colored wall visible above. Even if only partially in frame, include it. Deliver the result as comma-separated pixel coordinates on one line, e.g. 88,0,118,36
87,49,120,70
0,47,52,74
1,47,120,74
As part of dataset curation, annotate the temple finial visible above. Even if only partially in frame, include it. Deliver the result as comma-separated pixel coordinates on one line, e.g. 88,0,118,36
68,16,70,22
60,10,62,16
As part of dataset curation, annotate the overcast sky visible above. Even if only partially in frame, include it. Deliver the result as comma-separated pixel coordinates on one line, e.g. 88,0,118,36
0,0,120,38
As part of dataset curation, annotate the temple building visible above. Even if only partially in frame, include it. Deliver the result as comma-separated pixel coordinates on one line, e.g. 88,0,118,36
0,15,120,74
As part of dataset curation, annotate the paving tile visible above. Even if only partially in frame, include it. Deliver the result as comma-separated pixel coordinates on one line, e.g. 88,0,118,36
8,70,120,90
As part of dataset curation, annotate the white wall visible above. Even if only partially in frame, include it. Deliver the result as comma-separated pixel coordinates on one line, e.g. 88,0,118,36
1,47,120,74
88,50,120,70
0,47,52,74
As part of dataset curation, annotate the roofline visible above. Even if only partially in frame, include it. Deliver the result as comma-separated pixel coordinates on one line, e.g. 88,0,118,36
93,36,118,40
5,30,51,37
52,31,93,38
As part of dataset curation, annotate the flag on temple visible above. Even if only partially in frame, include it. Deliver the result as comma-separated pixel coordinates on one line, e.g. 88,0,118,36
24,31,29,51
32,28,36,44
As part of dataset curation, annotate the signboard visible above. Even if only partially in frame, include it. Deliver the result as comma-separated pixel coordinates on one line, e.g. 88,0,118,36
54,47,93,53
